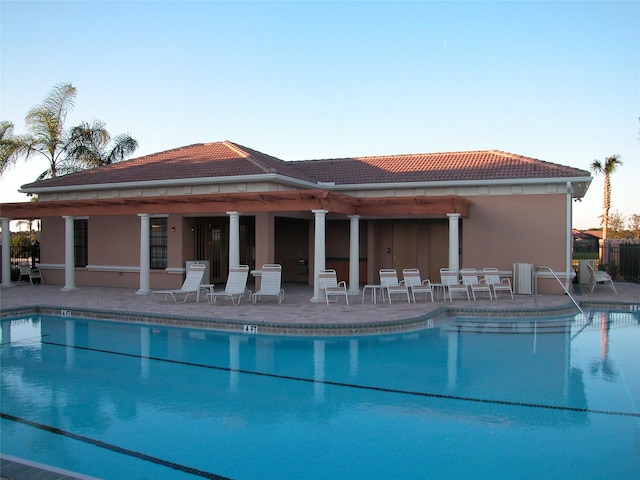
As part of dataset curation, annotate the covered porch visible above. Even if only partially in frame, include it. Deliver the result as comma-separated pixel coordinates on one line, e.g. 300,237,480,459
1,190,471,302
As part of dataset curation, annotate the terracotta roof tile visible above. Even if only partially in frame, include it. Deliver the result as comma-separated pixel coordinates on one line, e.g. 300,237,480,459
21,142,590,191
295,150,590,184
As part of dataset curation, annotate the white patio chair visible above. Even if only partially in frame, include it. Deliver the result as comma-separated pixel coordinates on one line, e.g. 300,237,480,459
318,269,349,305
483,268,514,299
586,263,617,294
152,263,205,303
440,268,470,301
460,268,493,301
18,265,31,282
402,268,434,302
252,264,285,304
28,267,45,285
379,269,410,303
206,265,252,305
18,265,44,284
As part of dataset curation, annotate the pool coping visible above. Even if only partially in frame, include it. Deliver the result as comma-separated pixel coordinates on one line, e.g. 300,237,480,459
1,300,636,336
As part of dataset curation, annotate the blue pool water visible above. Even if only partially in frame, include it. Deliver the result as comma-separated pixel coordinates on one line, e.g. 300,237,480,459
1,312,639,480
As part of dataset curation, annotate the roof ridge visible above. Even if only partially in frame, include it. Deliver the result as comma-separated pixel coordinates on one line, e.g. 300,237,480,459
299,150,500,163
225,141,279,174
221,140,250,158
130,143,207,162
356,149,497,160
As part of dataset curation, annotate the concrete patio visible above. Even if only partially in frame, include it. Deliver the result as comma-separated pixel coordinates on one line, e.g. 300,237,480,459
1,280,637,334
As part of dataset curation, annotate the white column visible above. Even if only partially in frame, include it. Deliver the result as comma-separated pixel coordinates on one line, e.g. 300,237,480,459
565,182,573,291
227,211,240,267
447,213,461,272
62,215,77,291
348,215,360,293
311,209,328,302
1,217,11,287
137,213,151,295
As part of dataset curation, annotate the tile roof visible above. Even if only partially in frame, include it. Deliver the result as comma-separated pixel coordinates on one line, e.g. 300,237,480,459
21,141,590,191
296,150,590,184
21,141,316,189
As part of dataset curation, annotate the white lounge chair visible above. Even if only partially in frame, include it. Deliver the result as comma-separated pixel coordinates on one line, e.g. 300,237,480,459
152,264,206,303
206,265,251,305
19,265,44,284
318,269,349,305
379,269,410,303
586,263,617,294
402,268,434,302
483,268,514,299
440,268,470,301
18,265,31,282
461,268,493,301
29,267,44,285
252,264,284,304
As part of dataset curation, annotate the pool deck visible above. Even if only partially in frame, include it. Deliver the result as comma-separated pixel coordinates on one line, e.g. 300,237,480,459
1,280,638,334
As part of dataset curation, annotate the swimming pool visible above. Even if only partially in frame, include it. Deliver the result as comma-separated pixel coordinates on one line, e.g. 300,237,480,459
1,311,639,479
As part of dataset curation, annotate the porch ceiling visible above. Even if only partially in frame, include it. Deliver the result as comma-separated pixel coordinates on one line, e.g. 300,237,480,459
1,189,470,219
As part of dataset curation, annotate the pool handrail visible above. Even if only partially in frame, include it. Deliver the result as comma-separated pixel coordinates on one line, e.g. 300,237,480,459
536,265,590,323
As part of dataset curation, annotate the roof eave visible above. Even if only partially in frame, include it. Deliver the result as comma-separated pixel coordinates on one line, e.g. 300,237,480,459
328,176,593,198
19,173,593,200
19,174,320,195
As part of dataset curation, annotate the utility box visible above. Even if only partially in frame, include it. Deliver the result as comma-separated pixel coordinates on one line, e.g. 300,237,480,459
513,263,534,294
578,260,596,285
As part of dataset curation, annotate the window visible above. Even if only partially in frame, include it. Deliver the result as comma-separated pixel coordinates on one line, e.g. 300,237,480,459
150,217,167,269
74,219,88,267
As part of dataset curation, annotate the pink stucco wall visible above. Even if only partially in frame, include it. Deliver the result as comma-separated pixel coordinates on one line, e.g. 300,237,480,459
463,194,569,293
35,193,571,293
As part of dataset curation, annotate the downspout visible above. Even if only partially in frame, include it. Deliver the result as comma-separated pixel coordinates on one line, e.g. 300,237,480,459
566,181,573,292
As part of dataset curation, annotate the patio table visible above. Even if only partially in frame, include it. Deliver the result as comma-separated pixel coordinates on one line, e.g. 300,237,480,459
361,284,386,304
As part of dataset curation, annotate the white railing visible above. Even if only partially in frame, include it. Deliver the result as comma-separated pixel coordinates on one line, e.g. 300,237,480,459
536,265,590,323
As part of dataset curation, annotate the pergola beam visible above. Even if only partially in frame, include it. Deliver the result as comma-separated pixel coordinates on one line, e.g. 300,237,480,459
0,190,470,219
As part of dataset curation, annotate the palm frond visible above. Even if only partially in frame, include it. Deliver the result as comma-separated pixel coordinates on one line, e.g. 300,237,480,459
40,83,76,128
104,134,138,164
0,121,33,175
66,120,110,167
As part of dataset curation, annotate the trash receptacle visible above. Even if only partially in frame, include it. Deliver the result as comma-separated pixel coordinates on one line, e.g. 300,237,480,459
578,260,595,285
296,259,308,275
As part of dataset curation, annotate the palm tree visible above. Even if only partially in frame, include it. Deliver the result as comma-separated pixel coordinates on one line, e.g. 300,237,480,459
590,154,623,241
0,120,21,175
1,83,138,181
64,120,138,172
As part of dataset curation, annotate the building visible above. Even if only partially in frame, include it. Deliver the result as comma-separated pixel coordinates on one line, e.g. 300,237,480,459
0,141,591,297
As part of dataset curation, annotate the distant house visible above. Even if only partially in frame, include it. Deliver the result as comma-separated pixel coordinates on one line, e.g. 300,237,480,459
0,141,591,296
572,230,600,254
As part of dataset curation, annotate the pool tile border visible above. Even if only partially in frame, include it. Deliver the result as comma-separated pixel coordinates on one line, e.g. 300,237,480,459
2,300,635,335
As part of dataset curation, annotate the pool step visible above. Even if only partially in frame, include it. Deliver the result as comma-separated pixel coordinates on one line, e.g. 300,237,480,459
0,454,101,480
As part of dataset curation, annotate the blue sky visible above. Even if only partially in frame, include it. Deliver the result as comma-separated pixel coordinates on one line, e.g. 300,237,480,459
1,1,638,229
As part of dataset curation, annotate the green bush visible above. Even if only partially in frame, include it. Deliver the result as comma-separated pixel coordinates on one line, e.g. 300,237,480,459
573,252,599,260
599,261,618,280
